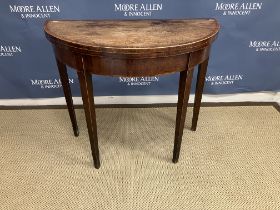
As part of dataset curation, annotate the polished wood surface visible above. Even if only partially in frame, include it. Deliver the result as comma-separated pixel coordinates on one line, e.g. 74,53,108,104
44,19,219,57
44,19,219,168
77,69,100,168
56,58,79,137
192,58,209,131
46,19,218,77
173,67,194,163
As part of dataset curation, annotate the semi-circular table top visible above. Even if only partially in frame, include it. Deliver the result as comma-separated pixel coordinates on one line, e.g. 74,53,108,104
44,19,219,57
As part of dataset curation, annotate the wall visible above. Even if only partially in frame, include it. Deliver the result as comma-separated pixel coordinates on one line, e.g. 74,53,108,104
0,0,279,105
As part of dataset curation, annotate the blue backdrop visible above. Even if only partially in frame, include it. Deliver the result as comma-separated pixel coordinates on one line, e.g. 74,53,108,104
0,0,279,99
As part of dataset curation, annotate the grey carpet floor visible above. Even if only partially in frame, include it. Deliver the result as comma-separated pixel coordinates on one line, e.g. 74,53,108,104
0,106,280,209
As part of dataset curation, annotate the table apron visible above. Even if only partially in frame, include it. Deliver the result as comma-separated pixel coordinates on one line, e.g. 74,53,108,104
53,45,210,77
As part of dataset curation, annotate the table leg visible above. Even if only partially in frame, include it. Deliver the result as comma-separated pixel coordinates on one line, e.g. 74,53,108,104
172,68,194,163
56,58,79,137
191,58,209,131
77,70,100,169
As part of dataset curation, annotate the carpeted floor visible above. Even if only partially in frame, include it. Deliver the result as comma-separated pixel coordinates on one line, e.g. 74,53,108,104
0,105,280,209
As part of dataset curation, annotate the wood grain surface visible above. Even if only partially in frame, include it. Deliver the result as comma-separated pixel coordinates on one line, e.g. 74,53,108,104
44,19,219,56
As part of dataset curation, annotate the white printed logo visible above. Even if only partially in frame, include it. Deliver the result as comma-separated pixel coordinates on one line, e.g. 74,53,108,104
215,2,262,15
114,3,163,17
119,77,159,86
249,41,280,52
9,5,60,19
0,45,22,57
206,74,243,86
30,78,74,89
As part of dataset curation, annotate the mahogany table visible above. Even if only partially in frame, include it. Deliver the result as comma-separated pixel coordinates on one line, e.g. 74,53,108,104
44,19,219,169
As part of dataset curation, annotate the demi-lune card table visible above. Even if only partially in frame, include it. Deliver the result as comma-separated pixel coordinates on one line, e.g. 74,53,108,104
44,19,219,168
